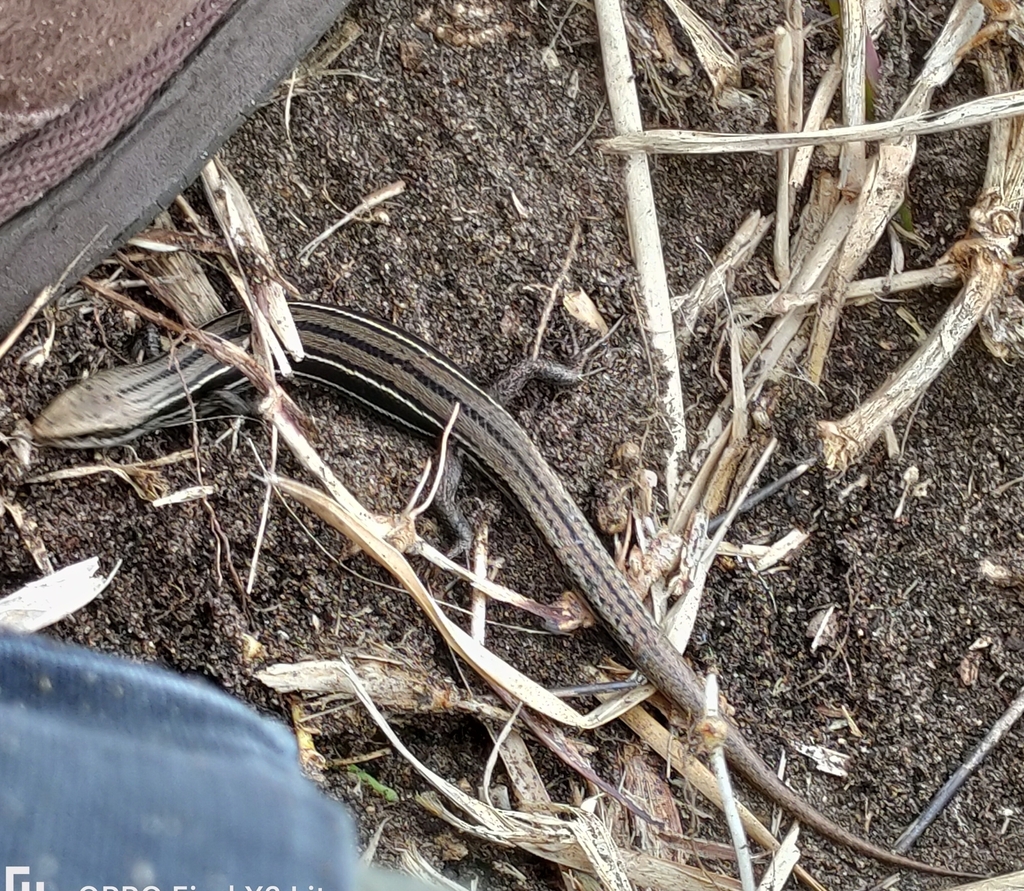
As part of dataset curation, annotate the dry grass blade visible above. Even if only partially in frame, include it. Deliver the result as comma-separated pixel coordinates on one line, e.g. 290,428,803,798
398,848,467,891
837,0,868,193
774,26,794,283
298,180,405,262
702,675,755,891
420,788,745,891
267,468,792,862
820,44,1024,469
258,654,511,720
336,658,736,891
25,454,186,501
679,212,772,337
658,0,742,106
819,243,1012,469
530,222,580,361
610,748,692,866
132,211,227,323
719,528,810,572
413,538,594,632
79,277,285,398
791,58,841,189
664,439,777,647
3,498,53,574
202,157,303,364
756,823,802,891
678,0,984,480
269,474,600,728
941,872,1024,891
783,0,803,139
805,139,914,382
482,722,552,814
276,17,363,95
593,0,686,501
799,0,980,380
0,557,118,632
600,88,1024,155
615,705,827,891
0,232,103,364
841,262,963,304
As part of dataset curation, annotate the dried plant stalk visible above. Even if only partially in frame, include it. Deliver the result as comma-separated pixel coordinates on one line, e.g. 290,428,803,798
659,0,742,106
601,86,1022,155
819,245,1011,469
821,44,1024,469
593,0,686,500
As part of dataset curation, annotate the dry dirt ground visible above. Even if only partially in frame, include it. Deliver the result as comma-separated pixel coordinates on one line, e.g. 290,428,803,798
2,0,1024,888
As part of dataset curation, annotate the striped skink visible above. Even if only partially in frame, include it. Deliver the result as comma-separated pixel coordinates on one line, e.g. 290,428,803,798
31,302,966,877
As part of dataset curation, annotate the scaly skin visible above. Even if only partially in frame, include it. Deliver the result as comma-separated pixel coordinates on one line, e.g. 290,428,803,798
32,303,977,878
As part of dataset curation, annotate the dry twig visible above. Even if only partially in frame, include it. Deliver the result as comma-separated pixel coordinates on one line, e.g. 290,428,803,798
820,42,1024,468
593,0,686,501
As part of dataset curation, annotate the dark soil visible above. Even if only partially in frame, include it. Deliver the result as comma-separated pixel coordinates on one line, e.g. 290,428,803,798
2,0,1023,888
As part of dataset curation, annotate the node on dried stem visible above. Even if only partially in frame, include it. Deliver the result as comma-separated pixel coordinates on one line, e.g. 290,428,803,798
820,195,1023,470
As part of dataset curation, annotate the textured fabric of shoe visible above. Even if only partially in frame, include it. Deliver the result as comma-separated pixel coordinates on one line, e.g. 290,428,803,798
0,0,353,333
0,0,237,224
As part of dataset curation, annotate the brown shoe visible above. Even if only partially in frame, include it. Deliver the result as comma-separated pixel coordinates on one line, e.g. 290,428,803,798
0,0,354,332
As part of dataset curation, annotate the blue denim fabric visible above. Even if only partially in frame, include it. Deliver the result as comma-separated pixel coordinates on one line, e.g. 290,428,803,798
0,633,355,891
